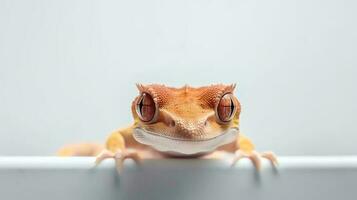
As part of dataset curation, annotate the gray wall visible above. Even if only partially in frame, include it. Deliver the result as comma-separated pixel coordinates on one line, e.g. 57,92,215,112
0,0,356,155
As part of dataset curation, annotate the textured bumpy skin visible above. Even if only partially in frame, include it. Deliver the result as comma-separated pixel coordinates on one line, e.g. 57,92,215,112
58,84,277,170
133,84,240,140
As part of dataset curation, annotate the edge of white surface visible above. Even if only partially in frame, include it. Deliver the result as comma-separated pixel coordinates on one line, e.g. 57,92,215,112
0,156,357,170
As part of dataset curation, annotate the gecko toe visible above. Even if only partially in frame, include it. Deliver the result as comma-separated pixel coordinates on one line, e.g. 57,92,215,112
261,151,278,167
230,150,280,170
114,150,141,174
95,149,115,166
231,150,261,170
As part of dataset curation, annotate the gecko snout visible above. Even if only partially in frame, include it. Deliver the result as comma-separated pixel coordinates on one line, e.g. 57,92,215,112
173,118,208,138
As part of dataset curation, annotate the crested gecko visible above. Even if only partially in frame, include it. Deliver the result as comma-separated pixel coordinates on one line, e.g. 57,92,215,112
58,84,277,172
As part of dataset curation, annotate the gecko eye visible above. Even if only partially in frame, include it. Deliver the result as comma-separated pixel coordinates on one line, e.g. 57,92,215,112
136,93,157,122
216,93,236,123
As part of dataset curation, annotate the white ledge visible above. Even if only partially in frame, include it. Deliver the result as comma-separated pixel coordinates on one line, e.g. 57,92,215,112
1,156,357,169
0,156,357,200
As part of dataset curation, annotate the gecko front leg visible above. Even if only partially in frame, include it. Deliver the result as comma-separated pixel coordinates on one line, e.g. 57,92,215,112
231,134,278,169
95,126,142,173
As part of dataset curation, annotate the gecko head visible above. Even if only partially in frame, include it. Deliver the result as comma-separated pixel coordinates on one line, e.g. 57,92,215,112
131,83,241,155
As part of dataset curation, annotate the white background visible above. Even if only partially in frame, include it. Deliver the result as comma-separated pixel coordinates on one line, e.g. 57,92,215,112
0,0,356,155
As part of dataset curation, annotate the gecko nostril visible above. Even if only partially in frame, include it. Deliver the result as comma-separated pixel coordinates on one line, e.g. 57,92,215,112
170,120,176,127
204,120,208,126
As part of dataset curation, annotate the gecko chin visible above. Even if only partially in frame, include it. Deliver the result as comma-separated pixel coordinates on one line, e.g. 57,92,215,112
133,127,239,157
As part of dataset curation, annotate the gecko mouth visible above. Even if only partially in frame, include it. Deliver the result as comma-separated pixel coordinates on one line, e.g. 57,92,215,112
133,127,239,156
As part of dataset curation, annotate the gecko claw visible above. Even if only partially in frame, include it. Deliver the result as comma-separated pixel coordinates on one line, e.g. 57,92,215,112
95,149,141,174
114,149,141,174
95,149,115,166
231,150,278,169
231,150,261,169
261,151,278,167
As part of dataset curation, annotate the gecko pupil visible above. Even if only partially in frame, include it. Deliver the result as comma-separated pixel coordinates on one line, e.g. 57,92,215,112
217,93,235,122
230,98,234,116
136,93,156,122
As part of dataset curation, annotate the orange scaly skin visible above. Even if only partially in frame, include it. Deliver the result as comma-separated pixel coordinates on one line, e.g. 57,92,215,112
58,84,277,172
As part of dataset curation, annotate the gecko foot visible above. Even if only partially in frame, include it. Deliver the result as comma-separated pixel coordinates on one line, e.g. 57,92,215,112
95,149,141,174
231,150,278,170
